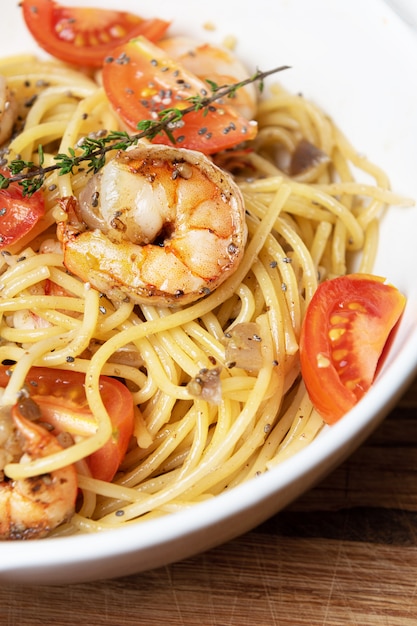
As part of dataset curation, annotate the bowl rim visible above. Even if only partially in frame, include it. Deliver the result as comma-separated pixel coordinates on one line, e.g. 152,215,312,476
1,0,417,582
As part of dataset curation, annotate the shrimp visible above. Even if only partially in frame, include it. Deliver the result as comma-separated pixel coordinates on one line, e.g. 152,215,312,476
57,143,248,307
0,405,77,540
158,36,258,120
0,75,17,146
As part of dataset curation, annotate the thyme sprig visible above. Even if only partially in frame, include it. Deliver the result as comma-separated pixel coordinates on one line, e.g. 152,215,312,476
0,65,289,196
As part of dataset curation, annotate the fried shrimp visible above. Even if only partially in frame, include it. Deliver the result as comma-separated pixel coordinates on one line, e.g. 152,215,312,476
158,36,258,120
58,143,248,307
0,406,77,540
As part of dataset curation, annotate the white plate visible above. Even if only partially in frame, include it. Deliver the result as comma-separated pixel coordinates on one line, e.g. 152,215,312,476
1,0,417,585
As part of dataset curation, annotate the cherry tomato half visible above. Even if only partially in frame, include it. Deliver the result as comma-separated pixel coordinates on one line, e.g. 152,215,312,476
0,366,135,482
299,273,406,424
102,36,258,155
21,0,170,68
0,180,45,249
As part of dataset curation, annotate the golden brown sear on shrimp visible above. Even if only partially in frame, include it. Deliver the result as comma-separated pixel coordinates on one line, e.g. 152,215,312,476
58,143,248,307
158,36,258,121
0,406,77,540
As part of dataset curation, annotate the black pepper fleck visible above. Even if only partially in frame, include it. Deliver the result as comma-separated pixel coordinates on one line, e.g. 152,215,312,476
91,191,100,208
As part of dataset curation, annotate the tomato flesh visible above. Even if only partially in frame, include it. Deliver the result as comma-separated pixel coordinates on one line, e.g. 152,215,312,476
21,0,170,67
0,366,134,482
299,274,406,424
102,36,258,155
0,180,45,249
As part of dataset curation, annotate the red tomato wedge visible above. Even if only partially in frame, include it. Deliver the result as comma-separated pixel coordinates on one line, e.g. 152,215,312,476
102,36,258,155
0,367,134,482
21,0,170,68
299,274,406,424
0,179,45,249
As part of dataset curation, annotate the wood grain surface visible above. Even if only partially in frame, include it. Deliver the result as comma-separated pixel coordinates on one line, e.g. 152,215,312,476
1,376,417,626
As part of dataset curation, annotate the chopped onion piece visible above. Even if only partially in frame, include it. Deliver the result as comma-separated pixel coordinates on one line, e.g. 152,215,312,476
290,139,330,181
224,322,263,372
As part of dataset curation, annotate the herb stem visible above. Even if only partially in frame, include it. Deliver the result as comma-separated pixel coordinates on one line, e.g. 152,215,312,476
0,65,290,196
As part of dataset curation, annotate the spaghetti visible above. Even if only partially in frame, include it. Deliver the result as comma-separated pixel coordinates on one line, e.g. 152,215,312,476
0,52,411,537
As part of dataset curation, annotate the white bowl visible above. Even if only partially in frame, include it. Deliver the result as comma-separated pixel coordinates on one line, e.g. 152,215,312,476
1,0,417,584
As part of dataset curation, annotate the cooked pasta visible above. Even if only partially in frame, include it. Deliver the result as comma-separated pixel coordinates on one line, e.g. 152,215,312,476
0,51,411,538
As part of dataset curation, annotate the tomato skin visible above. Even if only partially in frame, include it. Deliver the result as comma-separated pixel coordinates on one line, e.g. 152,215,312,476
299,274,406,424
102,36,258,155
0,181,45,249
21,0,170,68
0,366,134,482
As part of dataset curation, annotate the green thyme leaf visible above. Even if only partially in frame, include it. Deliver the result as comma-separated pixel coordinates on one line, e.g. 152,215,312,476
2,64,290,196
0,174,10,190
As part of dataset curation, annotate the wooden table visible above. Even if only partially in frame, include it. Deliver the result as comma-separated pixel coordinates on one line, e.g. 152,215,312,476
1,376,417,625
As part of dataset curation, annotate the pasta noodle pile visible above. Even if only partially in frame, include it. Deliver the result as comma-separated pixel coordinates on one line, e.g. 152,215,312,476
0,53,410,536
